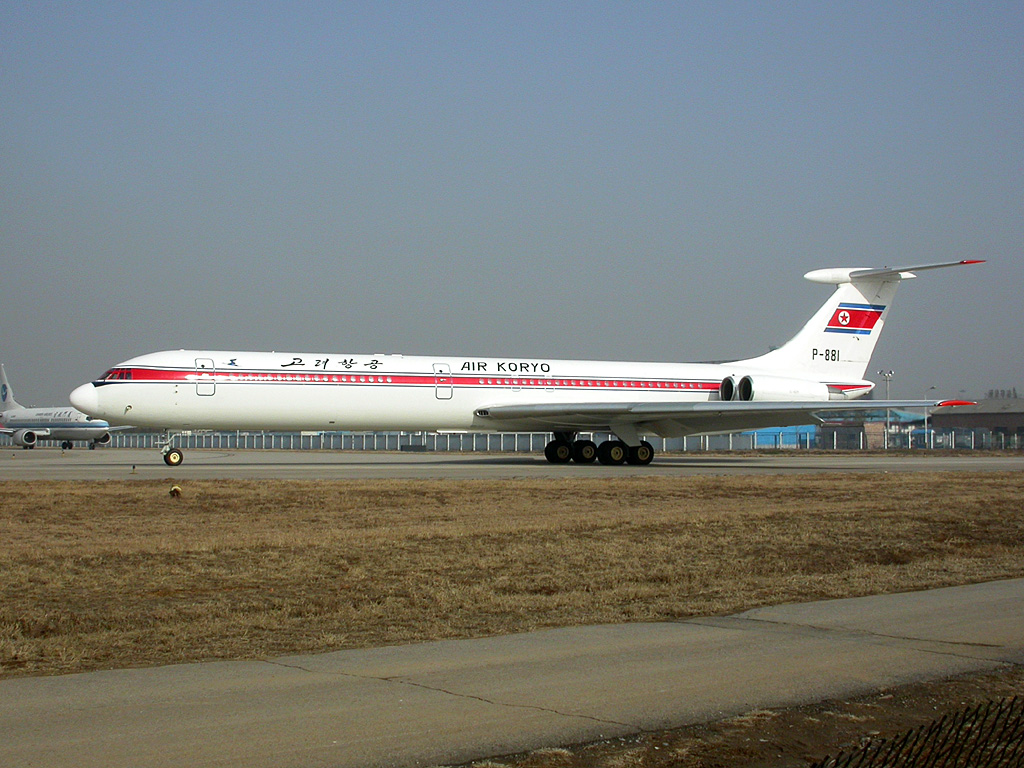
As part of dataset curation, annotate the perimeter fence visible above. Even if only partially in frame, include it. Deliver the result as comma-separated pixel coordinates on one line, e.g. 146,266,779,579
3,428,1022,452
812,697,1024,768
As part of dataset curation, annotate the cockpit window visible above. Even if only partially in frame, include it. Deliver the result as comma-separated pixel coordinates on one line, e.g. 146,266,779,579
101,368,132,380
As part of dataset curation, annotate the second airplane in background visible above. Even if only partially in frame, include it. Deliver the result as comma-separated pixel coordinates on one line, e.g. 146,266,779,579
1,364,124,450
70,260,982,466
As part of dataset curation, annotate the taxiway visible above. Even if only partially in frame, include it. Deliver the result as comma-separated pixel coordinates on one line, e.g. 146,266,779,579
2,447,1022,480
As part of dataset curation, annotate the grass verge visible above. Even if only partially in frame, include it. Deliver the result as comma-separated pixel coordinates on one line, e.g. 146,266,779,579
2,472,1022,677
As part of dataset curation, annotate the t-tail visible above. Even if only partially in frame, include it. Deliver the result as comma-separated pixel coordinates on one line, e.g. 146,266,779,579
0,364,23,412
723,260,984,401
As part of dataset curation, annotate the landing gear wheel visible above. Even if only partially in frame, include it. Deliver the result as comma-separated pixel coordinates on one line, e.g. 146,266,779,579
163,448,184,467
597,440,628,465
627,441,655,465
544,439,573,464
61,441,73,450
572,439,598,463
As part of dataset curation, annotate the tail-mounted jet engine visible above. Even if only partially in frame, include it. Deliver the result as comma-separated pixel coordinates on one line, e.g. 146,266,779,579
720,375,831,402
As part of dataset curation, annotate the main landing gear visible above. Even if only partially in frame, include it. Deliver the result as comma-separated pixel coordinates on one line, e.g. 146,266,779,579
59,440,102,450
543,432,655,466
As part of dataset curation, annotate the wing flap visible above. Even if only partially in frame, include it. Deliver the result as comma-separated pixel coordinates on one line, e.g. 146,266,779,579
476,399,959,438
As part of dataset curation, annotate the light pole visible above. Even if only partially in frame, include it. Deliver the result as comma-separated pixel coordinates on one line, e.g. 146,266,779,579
925,386,936,448
878,370,894,449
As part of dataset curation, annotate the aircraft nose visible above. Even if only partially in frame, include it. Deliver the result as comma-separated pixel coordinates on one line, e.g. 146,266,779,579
70,383,99,414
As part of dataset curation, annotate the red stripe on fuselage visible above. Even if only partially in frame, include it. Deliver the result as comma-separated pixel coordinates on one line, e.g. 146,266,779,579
100,367,866,396
103,367,724,391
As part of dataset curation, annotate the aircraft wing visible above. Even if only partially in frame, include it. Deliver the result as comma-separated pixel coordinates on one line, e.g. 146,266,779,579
475,399,970,438
0,427,52,436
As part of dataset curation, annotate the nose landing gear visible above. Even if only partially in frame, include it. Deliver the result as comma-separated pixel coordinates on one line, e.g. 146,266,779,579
157,432,185,466
163,447,184,466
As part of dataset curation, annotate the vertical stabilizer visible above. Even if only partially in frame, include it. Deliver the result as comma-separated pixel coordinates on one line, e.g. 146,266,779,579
1,364,22,412
735,260,983,386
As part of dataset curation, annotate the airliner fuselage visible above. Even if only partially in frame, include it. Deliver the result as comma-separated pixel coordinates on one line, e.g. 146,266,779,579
77,351,810,433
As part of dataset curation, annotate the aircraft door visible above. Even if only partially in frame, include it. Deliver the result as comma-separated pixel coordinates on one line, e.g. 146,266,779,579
433,363,452,400
195,358,216,396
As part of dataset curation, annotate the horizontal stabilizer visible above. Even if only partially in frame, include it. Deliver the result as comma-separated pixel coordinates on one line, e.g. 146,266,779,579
805,260,985,285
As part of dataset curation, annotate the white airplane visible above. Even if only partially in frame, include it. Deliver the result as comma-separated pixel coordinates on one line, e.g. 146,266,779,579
1,363,124,450
70,260,982,467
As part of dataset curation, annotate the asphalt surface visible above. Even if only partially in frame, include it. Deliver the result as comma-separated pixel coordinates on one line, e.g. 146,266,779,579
2,579,1023,768
2,446,1023,479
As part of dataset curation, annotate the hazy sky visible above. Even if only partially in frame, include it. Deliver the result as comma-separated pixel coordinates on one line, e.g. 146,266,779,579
3,2,1021,404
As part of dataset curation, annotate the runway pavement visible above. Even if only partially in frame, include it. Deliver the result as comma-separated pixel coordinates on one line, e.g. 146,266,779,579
2,578,1023,768
2,446,1023,479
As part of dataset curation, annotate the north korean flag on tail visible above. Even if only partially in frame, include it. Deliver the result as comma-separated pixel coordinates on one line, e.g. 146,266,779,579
825,303,885,335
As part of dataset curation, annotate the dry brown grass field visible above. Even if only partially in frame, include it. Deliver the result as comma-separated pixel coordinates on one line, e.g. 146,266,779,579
2,472,1023,680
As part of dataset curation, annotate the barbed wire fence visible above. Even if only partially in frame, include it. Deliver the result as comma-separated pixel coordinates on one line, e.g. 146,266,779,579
812,697,1024,768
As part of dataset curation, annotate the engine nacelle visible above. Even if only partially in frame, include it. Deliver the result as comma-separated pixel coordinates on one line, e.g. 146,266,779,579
13,429,38,447
720,375,738,402
93,432,111,445
721,375,831,402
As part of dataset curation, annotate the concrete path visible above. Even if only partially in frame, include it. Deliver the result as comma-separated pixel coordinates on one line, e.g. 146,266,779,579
2,579,1022,768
